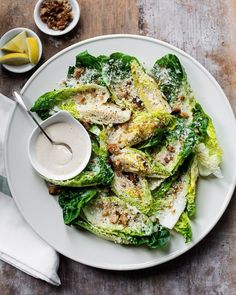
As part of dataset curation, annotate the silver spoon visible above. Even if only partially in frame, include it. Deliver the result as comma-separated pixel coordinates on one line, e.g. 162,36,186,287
13,91,72,154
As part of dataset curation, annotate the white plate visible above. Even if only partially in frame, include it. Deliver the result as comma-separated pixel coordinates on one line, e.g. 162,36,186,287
4,35,236,270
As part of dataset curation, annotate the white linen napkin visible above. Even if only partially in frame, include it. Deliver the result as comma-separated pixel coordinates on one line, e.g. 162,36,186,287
0,93,61,286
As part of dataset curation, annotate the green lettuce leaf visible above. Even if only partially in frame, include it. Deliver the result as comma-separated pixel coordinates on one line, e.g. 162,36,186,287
31,84,131,125
151,54,196,119
174,212,192,243
131,59,171,113
89,125,109,160
66,51,107,85
152,103,208,176
149,155,198,229
30,84,109,120
101,52,143,111
111,147,171,178
186,156,199,217
49,156,114,187
108,109,175,149
81,195,155,236
59,189,97,225
75,195,170,248
195,118,222,177
111,172,153,214
77,220,170,248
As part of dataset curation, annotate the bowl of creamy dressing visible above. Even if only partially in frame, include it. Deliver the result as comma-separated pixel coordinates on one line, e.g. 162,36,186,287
29,111,91,181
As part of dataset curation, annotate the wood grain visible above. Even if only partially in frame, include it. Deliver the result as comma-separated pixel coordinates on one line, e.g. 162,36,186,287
0,0,235,294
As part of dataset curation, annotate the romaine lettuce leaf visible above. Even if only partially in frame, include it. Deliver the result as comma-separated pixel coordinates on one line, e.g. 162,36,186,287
89,125,109,160
101,52,143,111
74,195,170,248
58,188,97,225
82,196,155,236
186,156,199,217
111,147,171,178
31,84,131,124
152,54,222,177
195,118,222,177
49,157,114,187
150,173,188,229
135,128,165,150
66,51,107,86
151,54,196,118
131,59,171,113
152,103,208,176
149,155,198,229
108,110,174,149
77,219,170,248
174,212,192,243
112,172,152,214
30,84,109,120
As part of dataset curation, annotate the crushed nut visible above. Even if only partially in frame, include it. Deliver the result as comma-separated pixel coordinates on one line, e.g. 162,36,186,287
164,154,173,164
194,128,200,134
178,95,185,101
40,0,73,31
114,159,121,169
76,95,86,104
118,213,129,226
171,106,181,114
48,184,60,195
180,112,189,119
108,144,120,155
73,67,84,79
167,145,176,153
102,208,110,217
109,213,119,224
126,173,139,185
97,202,104,209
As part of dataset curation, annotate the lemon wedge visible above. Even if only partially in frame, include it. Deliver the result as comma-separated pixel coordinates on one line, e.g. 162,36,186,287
0,53,29,65
26,37,39,64
1,31,27,53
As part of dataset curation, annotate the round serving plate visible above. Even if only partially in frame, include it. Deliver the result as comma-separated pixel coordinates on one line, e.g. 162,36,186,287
4,35,236,270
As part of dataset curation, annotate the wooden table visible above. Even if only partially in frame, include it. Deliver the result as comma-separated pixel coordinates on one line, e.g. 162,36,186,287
0,1,235,294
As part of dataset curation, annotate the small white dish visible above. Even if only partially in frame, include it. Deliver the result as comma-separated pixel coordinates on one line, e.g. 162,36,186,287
28,110,91,181
34,0,80,36
0,27,42,73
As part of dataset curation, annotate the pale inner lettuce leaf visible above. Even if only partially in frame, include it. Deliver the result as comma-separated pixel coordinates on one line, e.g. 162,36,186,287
108,110,174,149
148,178,165,191
111,147,171,178
150,156,198,233
195,119,222,177
31,84,131,125
101,53,143,111
112,172,153,214
131,60,171,113
82,196,155,236
186,156,199,217
174,212,192,243
152,174,188,229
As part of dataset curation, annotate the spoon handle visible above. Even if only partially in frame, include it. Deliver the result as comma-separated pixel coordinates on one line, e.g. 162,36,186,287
13,91,54,144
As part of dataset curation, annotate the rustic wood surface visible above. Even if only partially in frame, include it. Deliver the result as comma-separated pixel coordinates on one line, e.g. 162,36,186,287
0,0,236,294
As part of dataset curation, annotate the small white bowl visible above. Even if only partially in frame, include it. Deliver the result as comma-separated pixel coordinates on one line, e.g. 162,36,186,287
0,27,42,73
34,0,80,36
28,111,91,181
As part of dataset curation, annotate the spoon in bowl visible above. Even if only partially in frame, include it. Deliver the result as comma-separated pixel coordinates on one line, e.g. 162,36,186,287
13,91,73,154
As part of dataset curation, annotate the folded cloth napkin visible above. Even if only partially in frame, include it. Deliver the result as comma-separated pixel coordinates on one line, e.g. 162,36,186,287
0,93,60,286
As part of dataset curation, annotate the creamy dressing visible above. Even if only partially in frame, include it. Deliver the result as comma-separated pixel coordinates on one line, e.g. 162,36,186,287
34,122,83,177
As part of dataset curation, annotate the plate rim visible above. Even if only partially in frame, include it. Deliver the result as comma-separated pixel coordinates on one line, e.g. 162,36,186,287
4,34,236,271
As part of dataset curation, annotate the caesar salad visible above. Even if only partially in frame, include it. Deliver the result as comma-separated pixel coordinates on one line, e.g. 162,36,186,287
30,51,222,248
